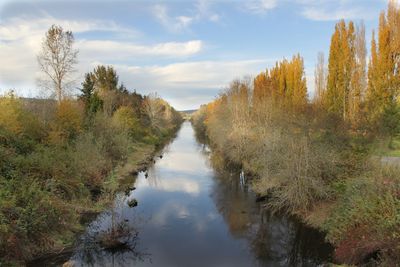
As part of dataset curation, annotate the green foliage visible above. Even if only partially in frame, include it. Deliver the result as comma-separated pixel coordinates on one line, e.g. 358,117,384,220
0,177,75,261
80,73,103,115
112,106,143,139
381,101,400,146
322,164,400,264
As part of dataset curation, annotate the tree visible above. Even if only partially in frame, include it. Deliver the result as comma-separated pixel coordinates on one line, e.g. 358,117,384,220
142,93,165,130
382,101,400,147
366,1,400,126
92,65,120,116
326,20,357,120
349,22,367,126
314,52,327,106
80,73,102,115
37,25,78,103
252,54,307,110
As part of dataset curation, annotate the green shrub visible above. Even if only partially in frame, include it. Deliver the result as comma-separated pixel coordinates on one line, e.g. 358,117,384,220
322,163,400,264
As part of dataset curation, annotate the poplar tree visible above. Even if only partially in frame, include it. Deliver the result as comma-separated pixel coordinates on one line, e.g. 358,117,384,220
326,20,357,120
349,22,367,126
314,52,326,106
366,1,400,125
252,55,307,109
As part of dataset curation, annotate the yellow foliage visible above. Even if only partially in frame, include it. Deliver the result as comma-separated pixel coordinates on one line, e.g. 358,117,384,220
112,106,138,132
49,100,83,144
252,54,307,110
0,92,24,134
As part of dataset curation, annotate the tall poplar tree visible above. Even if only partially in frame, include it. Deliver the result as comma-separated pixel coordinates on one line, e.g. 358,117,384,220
326,20,357,120
366,1,400,125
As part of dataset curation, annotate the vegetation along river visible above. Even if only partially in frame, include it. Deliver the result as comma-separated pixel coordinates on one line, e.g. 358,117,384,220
66,121,333,266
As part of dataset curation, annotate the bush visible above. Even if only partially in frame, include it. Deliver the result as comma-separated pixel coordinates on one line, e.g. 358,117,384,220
323,163,400,264
0,178,75,261
48,100,83,144
112,106,145,140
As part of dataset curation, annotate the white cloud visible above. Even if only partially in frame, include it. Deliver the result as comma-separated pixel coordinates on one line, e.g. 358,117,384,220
244,0,278,14
0,12,267,110
300,5,374,21
152,1,221,33
153,5,195,33
0,15,136,42
0,15,137,89
296,0,380,21
240,0,381,20
78,39,203,60
109,59,268,91
0,15,203,94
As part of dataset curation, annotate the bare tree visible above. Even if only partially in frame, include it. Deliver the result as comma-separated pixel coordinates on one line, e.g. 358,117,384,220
37,25,78,103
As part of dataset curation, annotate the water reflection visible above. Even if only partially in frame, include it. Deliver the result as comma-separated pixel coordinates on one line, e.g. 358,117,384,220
70,194,151,267
69,122,332,267
208,151,333,266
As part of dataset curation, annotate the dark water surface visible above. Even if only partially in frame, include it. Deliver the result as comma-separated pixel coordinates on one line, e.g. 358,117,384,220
68,122,333,267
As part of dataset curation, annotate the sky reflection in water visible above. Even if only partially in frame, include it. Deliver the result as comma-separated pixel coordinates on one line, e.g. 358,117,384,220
70,122,333,267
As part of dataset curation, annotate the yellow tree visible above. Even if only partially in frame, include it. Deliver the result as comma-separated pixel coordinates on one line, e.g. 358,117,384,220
326,20,356,120
366,1,400,125
349,22,367,126
314,52,327,107
289,54,307,108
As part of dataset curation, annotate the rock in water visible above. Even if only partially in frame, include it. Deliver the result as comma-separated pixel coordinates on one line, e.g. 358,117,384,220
128,198,138,208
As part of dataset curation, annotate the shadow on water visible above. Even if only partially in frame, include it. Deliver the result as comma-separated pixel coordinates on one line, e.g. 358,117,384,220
32,122,333,266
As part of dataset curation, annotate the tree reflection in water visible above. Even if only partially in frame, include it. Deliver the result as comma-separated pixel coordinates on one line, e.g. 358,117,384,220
207,149,333,267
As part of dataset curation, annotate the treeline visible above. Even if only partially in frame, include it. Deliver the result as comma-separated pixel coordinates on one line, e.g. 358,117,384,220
0,30,182,265
192,2,400,265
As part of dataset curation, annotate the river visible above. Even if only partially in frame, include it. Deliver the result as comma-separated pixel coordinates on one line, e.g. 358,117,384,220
66,121,333,266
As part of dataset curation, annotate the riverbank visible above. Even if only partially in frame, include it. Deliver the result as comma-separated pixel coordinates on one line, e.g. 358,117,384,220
0,90,183,266
27,127,180,267
192,93,400,266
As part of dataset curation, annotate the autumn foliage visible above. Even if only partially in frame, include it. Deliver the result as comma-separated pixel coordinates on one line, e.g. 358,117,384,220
192,1,400,265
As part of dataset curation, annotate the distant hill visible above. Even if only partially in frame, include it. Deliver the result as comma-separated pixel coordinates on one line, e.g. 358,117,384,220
179,109,197,114
179,109,197,120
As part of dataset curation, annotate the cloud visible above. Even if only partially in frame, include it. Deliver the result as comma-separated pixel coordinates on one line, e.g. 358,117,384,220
152,1,221,33
0,15,136,42
109,59,267,90
0,13,266,110
240,0,381,20
153,5,194,33
0,15,137,88
244,0,278,14
0,15,203,95
300,5,374,21
78,39,203,60
296,0,380,21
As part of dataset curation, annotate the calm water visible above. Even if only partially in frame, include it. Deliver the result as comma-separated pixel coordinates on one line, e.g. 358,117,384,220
68,121,333,267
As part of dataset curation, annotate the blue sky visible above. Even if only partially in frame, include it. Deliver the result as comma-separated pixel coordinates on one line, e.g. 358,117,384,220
0,0,388,110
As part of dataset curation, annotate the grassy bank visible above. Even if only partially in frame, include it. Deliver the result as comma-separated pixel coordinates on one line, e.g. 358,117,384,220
191,80,400,266
0,87,182,265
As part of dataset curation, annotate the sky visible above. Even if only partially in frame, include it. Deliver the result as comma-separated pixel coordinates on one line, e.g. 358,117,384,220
0,0,389,110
